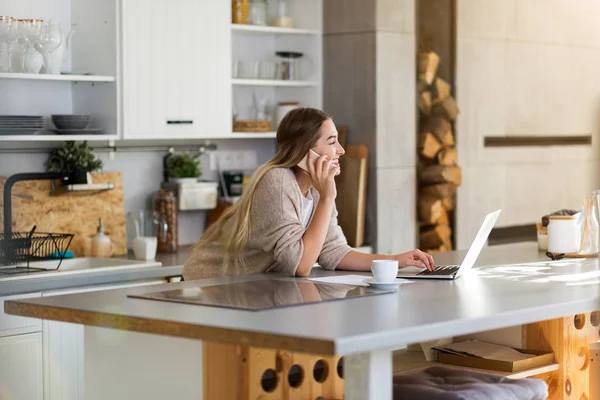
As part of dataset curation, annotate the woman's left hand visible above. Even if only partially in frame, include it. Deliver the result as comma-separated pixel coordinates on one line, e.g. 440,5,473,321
396,249,435,271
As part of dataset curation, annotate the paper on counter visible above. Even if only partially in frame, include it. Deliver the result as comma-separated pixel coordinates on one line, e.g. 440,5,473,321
433,340,535,362
308,274,412,287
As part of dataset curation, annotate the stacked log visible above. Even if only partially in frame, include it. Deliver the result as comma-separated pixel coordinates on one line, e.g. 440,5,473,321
417,51,462,253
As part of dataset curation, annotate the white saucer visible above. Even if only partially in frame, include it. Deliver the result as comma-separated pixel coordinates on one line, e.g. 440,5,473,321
364,278,402,290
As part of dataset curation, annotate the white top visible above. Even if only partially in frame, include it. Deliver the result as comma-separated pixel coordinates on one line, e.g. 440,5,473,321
301,192,314,228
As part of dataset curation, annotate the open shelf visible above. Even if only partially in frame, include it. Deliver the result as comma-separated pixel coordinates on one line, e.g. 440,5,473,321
392,349,559,380
231,132,277,139
232,79,319,87
231,24,320,36
0,135,119,142
0,73,116,82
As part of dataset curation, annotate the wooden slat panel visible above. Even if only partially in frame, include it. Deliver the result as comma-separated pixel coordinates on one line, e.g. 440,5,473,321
484,135,592,147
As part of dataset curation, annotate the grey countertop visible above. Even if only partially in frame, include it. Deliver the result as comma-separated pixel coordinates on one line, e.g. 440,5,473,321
7,242,600,355
0,248,189,297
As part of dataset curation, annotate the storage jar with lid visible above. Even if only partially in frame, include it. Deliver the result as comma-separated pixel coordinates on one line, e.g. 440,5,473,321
547,215,580,254
154,189,178,253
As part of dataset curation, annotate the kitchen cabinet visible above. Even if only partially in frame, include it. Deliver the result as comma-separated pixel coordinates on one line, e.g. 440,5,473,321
0,0,119,142
0,333,43,400
0,292,42,338
121,0,231,139
42,279,166,400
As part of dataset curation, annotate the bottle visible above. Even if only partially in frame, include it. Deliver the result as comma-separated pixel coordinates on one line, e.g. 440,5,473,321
91,218,112,257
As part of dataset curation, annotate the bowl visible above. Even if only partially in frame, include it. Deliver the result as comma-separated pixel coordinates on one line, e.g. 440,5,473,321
51,115,90,130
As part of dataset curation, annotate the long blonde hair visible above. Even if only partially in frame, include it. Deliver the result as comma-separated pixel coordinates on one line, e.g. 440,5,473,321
195,107,331,267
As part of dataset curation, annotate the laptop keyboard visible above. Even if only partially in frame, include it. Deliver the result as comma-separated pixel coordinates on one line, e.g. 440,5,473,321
416,265,460,276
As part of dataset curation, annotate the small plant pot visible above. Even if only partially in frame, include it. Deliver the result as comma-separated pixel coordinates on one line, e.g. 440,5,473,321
68,169,89,185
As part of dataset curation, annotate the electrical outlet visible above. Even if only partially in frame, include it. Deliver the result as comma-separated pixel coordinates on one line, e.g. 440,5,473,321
209,151,258,171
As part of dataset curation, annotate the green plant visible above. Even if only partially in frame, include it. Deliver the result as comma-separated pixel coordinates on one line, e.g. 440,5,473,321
166,152,201,179
45,141,103,176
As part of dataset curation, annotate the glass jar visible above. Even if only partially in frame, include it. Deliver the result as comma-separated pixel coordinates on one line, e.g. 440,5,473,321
154,189,178,253
275,51,303,80
249,0,267,26
580,197,599,255
275,0,293,27
232,0,249,24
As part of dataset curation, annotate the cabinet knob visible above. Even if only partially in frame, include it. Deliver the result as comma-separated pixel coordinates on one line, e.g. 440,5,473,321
166,120,194,125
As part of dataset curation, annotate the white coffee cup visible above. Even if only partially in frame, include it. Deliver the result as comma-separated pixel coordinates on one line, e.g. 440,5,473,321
133,236,157,260
371,260,398,283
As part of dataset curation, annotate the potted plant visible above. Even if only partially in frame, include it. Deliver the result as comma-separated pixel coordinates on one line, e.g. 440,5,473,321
165,152,201,183
45,141,103,184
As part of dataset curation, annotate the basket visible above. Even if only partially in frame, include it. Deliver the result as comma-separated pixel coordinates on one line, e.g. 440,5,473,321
0,231,75,268
233,120,272,133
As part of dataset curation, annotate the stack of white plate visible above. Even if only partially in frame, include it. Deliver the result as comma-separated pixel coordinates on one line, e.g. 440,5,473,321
0,115,44,135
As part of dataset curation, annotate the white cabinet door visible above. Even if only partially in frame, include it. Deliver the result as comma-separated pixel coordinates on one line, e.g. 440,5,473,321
121,0,231,139
0,292,42,338
0,333,43,400
204,0,232,136
42,279,166,400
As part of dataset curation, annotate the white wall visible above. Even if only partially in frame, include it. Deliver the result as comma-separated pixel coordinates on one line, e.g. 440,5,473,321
456,0,600,248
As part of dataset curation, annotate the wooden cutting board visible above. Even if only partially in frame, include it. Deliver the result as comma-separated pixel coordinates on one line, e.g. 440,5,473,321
0,172,127,257
336,145,368,247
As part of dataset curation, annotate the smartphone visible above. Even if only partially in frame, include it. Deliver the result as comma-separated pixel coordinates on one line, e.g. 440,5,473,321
297,150,320,172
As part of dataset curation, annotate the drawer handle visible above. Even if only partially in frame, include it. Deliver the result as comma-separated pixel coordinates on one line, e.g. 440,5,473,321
167,120,194,125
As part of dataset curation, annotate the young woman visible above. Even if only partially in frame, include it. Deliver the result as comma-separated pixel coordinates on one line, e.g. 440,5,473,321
183,108,434,280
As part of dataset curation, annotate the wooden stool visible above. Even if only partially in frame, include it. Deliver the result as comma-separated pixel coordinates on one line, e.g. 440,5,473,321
204,342,344,399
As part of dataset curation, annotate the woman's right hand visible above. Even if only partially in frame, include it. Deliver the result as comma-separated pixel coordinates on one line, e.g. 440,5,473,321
307,154,338,200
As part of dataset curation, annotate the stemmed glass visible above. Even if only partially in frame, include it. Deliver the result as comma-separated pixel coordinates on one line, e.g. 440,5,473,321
0,17,12,72
37,20,62,74
5,18,20,72
17,19,43,73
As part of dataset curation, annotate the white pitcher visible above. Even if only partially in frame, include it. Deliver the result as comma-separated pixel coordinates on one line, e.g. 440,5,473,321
48,25,74,74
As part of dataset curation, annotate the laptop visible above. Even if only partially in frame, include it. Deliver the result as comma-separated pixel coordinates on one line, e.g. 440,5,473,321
396,209,502,280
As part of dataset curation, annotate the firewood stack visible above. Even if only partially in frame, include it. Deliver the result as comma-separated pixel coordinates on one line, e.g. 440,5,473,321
417,51,462,253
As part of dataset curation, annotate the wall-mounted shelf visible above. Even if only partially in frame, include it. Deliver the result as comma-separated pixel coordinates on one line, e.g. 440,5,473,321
0,135,119,142
51,182,115,196
231,132,277,139
0,73,116,82
231,24,320,36
232,79,319,87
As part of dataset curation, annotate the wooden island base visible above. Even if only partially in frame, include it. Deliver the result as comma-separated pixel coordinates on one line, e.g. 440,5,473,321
204,342,344,400
203,312,600,400
526,311,600,400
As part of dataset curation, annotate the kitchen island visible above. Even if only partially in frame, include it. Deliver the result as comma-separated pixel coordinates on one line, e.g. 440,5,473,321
5,242,600,399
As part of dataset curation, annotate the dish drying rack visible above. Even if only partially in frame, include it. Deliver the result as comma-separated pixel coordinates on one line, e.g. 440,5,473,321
1,173,75,271
0,226,74,269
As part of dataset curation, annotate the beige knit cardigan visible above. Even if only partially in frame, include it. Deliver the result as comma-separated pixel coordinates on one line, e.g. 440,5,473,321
183,168,352,280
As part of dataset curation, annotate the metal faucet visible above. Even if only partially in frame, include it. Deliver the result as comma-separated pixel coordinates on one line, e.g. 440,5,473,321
3,173,66,238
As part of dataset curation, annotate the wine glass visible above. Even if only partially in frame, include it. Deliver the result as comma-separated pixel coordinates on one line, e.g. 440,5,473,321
0,16,11,72
37,20,62,74
17,19,43,73
5,18,20,72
